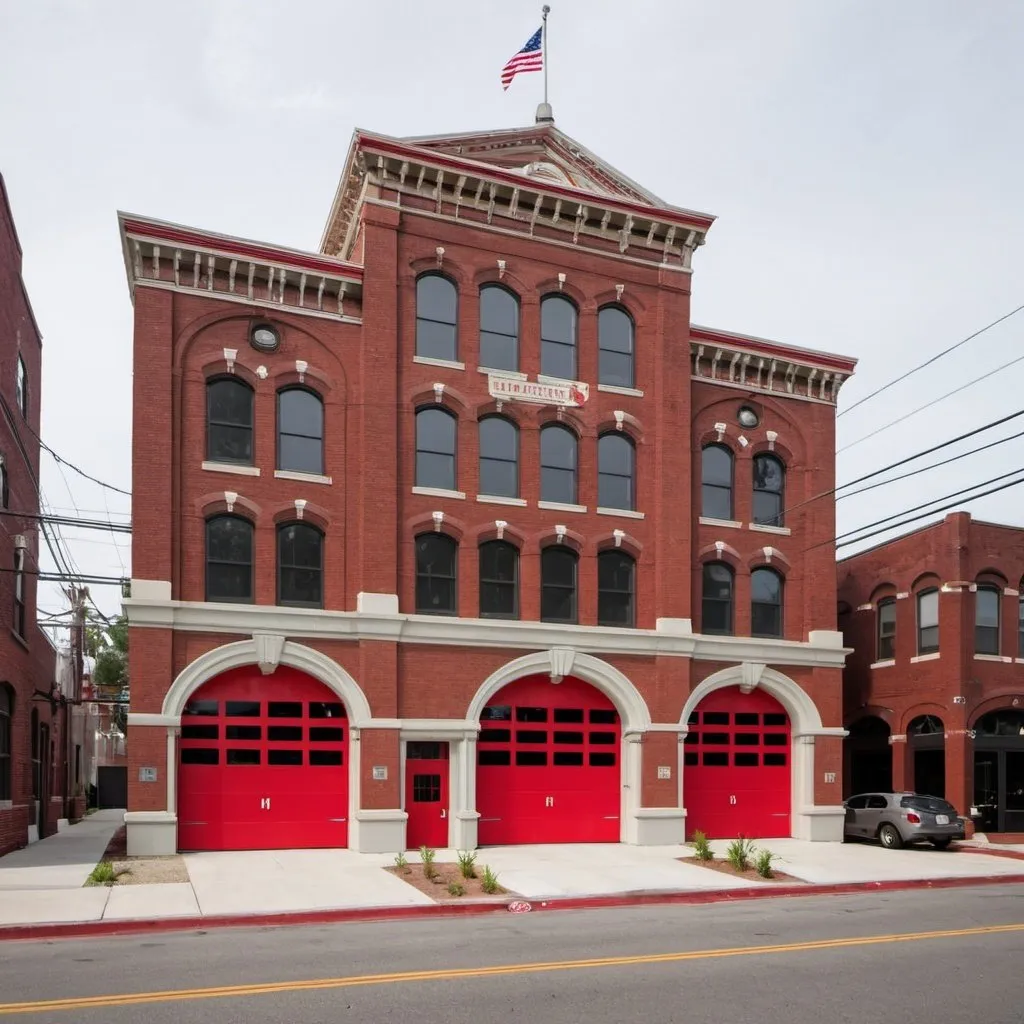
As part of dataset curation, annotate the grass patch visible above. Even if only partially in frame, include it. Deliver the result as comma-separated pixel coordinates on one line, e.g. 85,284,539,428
85,861,129,887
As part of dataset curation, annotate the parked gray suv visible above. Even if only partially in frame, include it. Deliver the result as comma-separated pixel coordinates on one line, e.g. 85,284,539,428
844,792,966,849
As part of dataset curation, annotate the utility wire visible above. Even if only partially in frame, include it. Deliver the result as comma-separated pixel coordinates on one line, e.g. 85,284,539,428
0,509,132,533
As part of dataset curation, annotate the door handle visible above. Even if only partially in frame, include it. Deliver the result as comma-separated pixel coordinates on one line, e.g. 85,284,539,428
260,797,271,810
729,795,737,805
440,809,447,819
545,796,554,807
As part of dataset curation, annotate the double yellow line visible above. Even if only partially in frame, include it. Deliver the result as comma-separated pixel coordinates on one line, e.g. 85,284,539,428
2,922,1021,1015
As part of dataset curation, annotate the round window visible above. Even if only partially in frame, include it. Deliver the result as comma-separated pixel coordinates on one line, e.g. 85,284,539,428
738,405,759,428
250,323,280,353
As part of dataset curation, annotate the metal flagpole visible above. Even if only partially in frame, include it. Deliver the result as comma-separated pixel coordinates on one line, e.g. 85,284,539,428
542,5,550,106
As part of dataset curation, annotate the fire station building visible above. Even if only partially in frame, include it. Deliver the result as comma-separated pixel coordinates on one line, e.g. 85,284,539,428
120,115,857,856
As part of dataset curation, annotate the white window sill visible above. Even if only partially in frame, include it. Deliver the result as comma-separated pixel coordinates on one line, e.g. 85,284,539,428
202,461,260,477
1015,658,1024,665
274,469,332,485
412,486,466,500
477,494,527,506
414,355,465,371
596,507,645,520
910,652,940,663
698,516,741,529
749,522,791,536
538,500,587,514
478,367,527,380
598,384,644,398
974,653,1011,663
870,659,896,669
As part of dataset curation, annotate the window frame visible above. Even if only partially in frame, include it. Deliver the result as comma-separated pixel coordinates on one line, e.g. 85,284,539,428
478,415,519,499
540,294,578,381
415,273,459,362
206,376,255,466
15,355,26,417
276,521,324,609
276,386,325,476
701,561,734,636
540,546,579,624
0,685,10,801
0,457,7,508
597,549,636,628
750,566,784,639
414,406,458,491
539,423,578,505
597,304,635,389
752,453,785,527
204,514,255,604
478,284,520,373
877,598,897,661
974,584,1001,656
478,540,519,619
597,432,636,511
12,547,25,638
415,533,458,616
916,588,939,655
701,444,734,521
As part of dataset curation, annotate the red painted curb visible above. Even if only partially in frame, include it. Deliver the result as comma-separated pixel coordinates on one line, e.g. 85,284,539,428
3,872,1024,943
958,846,1024,862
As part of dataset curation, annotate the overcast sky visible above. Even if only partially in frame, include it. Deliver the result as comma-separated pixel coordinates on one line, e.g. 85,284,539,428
2,0,1023,625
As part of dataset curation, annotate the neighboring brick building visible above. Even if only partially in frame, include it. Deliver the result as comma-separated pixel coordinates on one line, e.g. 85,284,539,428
120,115,857,857
0,173,67,855
839,511,1024,835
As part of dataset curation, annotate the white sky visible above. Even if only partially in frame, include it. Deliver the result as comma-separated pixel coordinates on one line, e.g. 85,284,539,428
2,0,1022,623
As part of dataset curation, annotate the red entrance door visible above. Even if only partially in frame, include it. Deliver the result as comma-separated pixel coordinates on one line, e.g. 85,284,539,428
683,686,791,840
177,666,349,851
476,675,621,846
405,742,449,849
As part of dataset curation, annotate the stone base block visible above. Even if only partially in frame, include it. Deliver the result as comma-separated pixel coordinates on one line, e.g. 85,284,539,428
350,809,407,854
795,806,845,841
632,808,686,846
125,811,177,856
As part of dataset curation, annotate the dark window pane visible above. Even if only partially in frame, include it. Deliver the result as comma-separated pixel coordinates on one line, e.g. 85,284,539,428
735,713,759,726
181,725,218,740
702,485,732,522
479,286,519,371
268,725,303,741
918,589,939,652
703,732,730,745
268,702,303,718
764,733,788,746
278,523,323,608
541,547,578,623
479,417,518,498
598,306,634,387
406,742,445,759
480,332,518,372
184,700,218,717
479,749,511,766
703,752,729,767
976,588,1000,654
553,731,584,744
415,409,457,490
590,752,616,767
279,435,323,476
310,727,344,742
310,750,343,766
516,730,547,744
752,456,785,526
555,709,585,723
180,748,218,765
225,725,260,740
416,275,457,361
227,749,260,765
309,702,346,719
226,701,260,717
684,751,699,766
878,600,897,660
598,434,635,510
735,753,759,767
415,533,457,615
599,350,633,390
540,296,577,379
701,446,733,520
541,466,577,506
269,750,303,766
554,751,584,766
702,562,734,635
598,550,635,628
751,569,783,638
764,713,787,726
206,516,254,603
516,707,548,722
278,389,324,474
515,750,547,766
481,705,512,721
764,753,787,766
703,712,729,725
540,426,577,504
589,732,616,745
589,709,617,724
479,541,519,619
480,728,511,743
735,733,759,746
207,379,253,464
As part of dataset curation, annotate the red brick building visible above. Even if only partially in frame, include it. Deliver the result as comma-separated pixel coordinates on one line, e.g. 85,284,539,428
120,117,857,856
839,511,1024,835
0,173,67,855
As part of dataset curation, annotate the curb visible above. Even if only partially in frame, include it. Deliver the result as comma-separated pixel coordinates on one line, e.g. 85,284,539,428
3,872,1024,943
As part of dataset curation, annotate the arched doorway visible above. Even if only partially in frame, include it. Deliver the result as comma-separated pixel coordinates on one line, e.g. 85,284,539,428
845,716,892,796
683,686,791,839
476,674,621,845
908,715,945,798
973,709,1024,834
177,665,350,851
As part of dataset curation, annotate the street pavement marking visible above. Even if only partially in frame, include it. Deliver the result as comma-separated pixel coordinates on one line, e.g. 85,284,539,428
1,922,1023,1015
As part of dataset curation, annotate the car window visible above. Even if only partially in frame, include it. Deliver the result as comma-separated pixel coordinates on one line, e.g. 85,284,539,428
846,795,868,809
866,795,888,809
900,795,957,815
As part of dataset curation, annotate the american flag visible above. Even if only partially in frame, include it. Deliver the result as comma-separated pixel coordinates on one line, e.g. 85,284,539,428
501,27,544,91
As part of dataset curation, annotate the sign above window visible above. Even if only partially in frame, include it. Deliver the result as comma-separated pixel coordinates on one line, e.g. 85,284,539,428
487,375,589,408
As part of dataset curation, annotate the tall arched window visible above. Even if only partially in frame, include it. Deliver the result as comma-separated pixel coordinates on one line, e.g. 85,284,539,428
12,547,25,638
0,685,12,801
277,522,324,608
415,407,457,491
540,294,577,380
598,305,634,388
975,585,1001,655
415,533,458,615
917,588,939,654
479,285,519,372
701,444,733,520
541,546,578,623
15,355,27,416
598,550,635,627
598,433,635,510
877,598,897,660
416,273,458,362
205,515,254,603
479,540,519,619
540,424,578,505
478,416,519,498
702,562,734,635
206,377,254,465
0,456,8,508
752,454,785,527
277,387,324,475
751,567,784,638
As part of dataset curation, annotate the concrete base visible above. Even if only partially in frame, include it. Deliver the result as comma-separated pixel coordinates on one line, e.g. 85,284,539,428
350,809,407,854
452,810,479,850
125,811,178,856
26,824,39,844
795,806,845,841
56,818,70,833
633,808,686,846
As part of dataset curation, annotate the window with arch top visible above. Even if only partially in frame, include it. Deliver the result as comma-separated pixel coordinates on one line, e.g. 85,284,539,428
277,387,324,475
415,407,457,491
598,549,635,628
975,585,1001,655
277,522,324,608
207,377,254,465
415,273,458,362
540,423,578,505
15,355,27,417
479,540,519,619
205,514,254,603
479,285,519,372
701,444,733,520
598,433,635,510
702,561,734,635
478,416,519,498
917,588,939,654
415,533,458,615
598,305,634,388
752,454,785,527
541,546,578,623
877,598,896,660
0,684,11,801
540,294,577,380
751,567,784,638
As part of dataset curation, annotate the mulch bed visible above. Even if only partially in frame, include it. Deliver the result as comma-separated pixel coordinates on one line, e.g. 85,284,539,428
386,862,510,902
680,857,803,884
102,826,128,860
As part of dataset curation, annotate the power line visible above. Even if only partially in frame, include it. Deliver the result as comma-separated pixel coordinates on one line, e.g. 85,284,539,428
0,508,132,533
838,300,1024,419
0,566,126,585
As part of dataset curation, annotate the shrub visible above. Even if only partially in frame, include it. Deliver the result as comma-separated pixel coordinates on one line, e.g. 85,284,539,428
394,852,409,872
725,836,757,873
419,846,437,880
754,849,777,879
457,850,477,879
85,861,126,887
691,830,714,862
481,865,501,894
447,881,466,897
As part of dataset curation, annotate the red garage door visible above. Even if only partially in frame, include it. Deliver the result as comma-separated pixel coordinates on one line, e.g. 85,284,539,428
177,666,348,851
477,675,621,846
683,686,790,840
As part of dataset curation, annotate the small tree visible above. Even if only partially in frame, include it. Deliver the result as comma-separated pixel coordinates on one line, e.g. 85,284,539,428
91,615,129,733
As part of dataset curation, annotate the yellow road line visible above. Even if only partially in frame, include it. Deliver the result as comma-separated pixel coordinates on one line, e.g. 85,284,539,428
1,922,1022,1015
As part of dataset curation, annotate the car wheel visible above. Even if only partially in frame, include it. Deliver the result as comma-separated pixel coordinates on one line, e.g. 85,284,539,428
878,823,904,849
930,838,952,850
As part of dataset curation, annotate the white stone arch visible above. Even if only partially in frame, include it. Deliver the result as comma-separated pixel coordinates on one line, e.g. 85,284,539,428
162,635,373,725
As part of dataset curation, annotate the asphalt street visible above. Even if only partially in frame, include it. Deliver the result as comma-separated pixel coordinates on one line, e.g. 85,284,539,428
1,885,1022,1022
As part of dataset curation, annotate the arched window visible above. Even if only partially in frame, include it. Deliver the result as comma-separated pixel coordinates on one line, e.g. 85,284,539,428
975,585,1001,655
751,567,784,638
702,562,734,635
917,588,939,654
12,547,25,638
598,550,635,627
479,285,519,372
540,424,578,505
415,273,458,362
277,522,324,608
701,444,733,520
540,294,577,380
598,305,634,388
541,546,578,623
598,433,635,510
478,416,519,498
877,598,897,660
0,457,8,508
205,515,254,603
479,540,519,619
752,454,785,527
415,533,458,615
15,355,27,417
0,685,12,801
415,407,457,491
277,387,324,475
206,377,254,465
